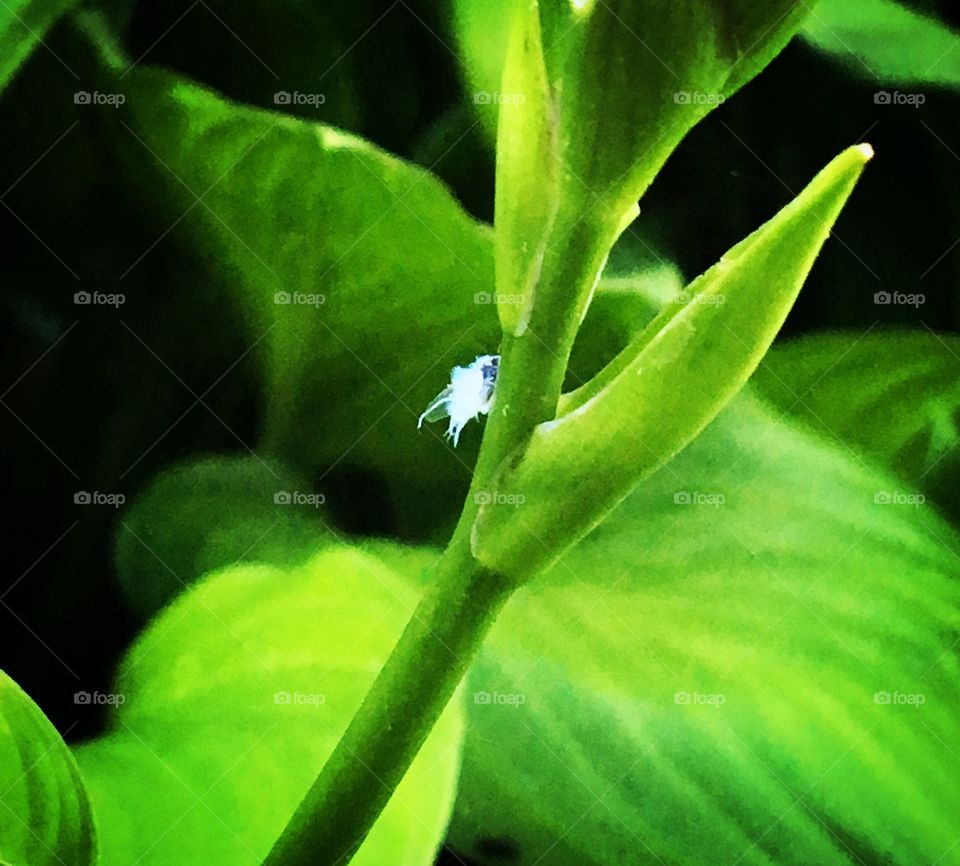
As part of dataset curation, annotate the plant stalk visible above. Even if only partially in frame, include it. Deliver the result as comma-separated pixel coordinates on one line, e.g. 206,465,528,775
266,149,615,866
469,212,617,492
262,532,513,866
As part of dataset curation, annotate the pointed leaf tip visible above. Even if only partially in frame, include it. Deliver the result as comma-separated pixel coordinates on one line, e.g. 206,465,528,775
474,144,872,580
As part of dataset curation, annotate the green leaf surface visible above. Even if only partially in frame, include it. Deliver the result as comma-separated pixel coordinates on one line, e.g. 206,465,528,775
0,0,76,94
476,145,872,578
754,328,960,515
452,393,960,865
0,671,97,866
114,67,500,538
113,455,332,619
802,0,960,87
74,546,463,866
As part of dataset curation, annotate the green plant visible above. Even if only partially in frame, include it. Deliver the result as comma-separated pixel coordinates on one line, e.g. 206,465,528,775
265,2,873,862
3,1,960,865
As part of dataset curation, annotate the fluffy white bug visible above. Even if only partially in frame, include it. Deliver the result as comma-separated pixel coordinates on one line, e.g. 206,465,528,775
418,354,500,446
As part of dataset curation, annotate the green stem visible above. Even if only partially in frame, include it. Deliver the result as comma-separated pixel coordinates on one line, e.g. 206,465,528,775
265,153,616,866
469,213,616,496
262,533,513,866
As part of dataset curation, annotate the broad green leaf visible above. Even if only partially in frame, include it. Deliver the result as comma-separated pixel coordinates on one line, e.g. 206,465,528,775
452,393,960,865
754,328,960,516
113,67,500,539
494,0,559,336
802,0,960,88
0,0,76,94
475,145,872,578
0,670,97,866
74,546,463,866
113,455,332,619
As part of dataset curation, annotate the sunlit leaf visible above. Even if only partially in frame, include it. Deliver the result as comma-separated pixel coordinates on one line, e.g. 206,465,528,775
755,328,960,516
0,670,97,866
74,546,463,866
803,0,960,88
452,393,960,864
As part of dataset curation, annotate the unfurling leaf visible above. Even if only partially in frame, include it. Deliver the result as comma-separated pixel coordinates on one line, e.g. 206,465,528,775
494,0,560,336
474,144,873,579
